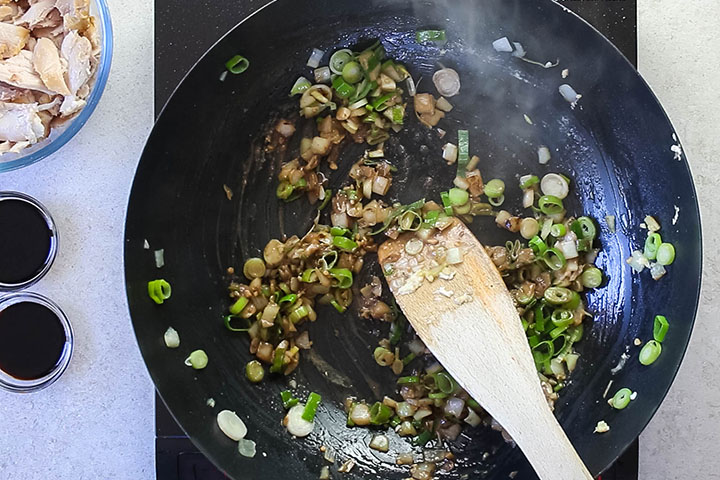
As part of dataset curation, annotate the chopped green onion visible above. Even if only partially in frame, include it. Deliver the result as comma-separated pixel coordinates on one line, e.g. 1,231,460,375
653,315,669,343
370,92,394,111
402,353,416,366
270,347,286,373
427,392,448,399
342,61,363,84
148,279,172,304
301,269,317,283
413,430,433,446
448,187,469,206
245,360,264,383
229,296,249,315
278,293,298,306
644,233,662,260
330,299,346,313
532,340,554,365
330,226,350,237
639,340,662,365
520,175,539,189
389,317,405,345
397,375,420,385
280,390,299,409
571,217,597,241
390,104,405,124
484,179,505,199
332,75,356,98
440,191,453,215
538,195,564,215
329,268,353,288
329,49,354,74
369,402,393,425
223,315,249,332
290,76,311,96
656,243,675,266
243,257,266,279
433,372,457,394
398,210,421,231
529,236,548,256
332,235,358,252
544,286,573,305
488,195,504,207
543,247,566,271
225,55,249,74
276,182,294,200
302,392,322,422
185,350,208,369
551,309,574,328
288,305,310,323
581,267,603,288
318,189,332,210
415,29,447,45
611,388,633,410
567,324,584,343
456,130,469,178
550,224,566,237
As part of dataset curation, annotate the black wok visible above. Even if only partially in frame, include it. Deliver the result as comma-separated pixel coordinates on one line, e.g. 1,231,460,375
125,0,702,478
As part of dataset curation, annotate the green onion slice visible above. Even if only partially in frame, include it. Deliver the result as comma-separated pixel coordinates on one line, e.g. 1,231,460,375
397,375,420,384
280,390,299,409
270,347,286,373
644,233,662,260
581,267,603,288
611,388,633,410
484,179,505,199
544,286,573,305
653,315,669,343
538,195,564,215
329,49,354,74
332,235,358,252
529,236,548,256
302,392,322,422
456,130,469,178
543,247,566,271
656,243,675,266
369,402,393,425
290,76,311,96
148,279,172,304
571,216,597,240
415,29,447,45
639,340,662,365
433,372,457,394
551,309,574,328
550,224,566,237
329,268,353,288
520,175,539,189
448,187,469,206
225,55,249,74
223,315,249,332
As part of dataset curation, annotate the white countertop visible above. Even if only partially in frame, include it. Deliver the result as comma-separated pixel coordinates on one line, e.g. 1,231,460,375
0,1,718,479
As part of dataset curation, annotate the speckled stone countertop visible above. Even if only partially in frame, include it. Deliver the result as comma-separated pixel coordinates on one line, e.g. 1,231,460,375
0,1,717,479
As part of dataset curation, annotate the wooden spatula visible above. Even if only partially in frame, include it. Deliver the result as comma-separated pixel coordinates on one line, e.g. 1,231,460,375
377,217,593,480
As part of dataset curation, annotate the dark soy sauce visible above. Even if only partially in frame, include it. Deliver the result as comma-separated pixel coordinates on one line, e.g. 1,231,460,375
0,302,66,380
0,198,54,285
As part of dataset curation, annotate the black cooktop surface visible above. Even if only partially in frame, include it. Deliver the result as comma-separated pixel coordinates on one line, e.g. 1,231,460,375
154,1,638,479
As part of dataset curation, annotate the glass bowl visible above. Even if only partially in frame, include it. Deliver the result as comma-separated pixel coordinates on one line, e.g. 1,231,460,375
0,0,113,173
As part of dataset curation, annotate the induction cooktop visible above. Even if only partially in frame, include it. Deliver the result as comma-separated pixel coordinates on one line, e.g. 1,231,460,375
153,1,639,478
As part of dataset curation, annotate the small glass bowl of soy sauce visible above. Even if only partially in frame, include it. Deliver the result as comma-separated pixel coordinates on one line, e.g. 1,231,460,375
0,292,73,392
0,191,58,290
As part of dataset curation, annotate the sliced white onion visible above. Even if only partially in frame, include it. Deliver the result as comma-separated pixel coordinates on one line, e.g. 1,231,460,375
432,68,461,97
446,247,464,265
306,48,324,68
331,211,349,228
522,189,534,208
396,402,417,418
537,146,551,165
442,143,458,163
408,337,426,356
464,408,482,427
453,176,469,190
511,42,526,58
559,84,582,104
219,70,228,82
238,438,256,458
348,98,368,110
406,76,417,97
314,66,331,84
349,403,371,426
413,408,432,421
565,353,580,372
435,97,453,112
650,262,666,280
143,239,150,249
217,410,247,441
373,176,390,196
444,397,465,418
550,358,566,377
540,173,569,199
605,215,616,233
154,249,165,268
557,239,578,259
626,250,649,273
163,327,180,348
644,215,661,232
284,404,315,437
492,36,513,52
369,434,389,452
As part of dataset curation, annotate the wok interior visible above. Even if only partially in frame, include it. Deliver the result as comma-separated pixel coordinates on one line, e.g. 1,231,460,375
125,0,701,478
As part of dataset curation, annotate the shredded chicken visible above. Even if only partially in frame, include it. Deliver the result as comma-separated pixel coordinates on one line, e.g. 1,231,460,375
0,0,99,154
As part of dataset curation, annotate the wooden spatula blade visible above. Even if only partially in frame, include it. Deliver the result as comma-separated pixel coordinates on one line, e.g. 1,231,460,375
378,218,593,480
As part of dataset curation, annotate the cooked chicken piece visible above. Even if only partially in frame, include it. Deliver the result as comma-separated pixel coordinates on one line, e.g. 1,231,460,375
59,93,84,116
0,101,45,142
32,23,64,49
34,8,62,30
0,23,30,59
0,5,14,21
84,16,100,57
0,81,22,101
0,141,10,153
55,0,90,32
15,0,55,28
0,50,53,93
9,141,31,153
33,37,70,95
60,30,89,94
